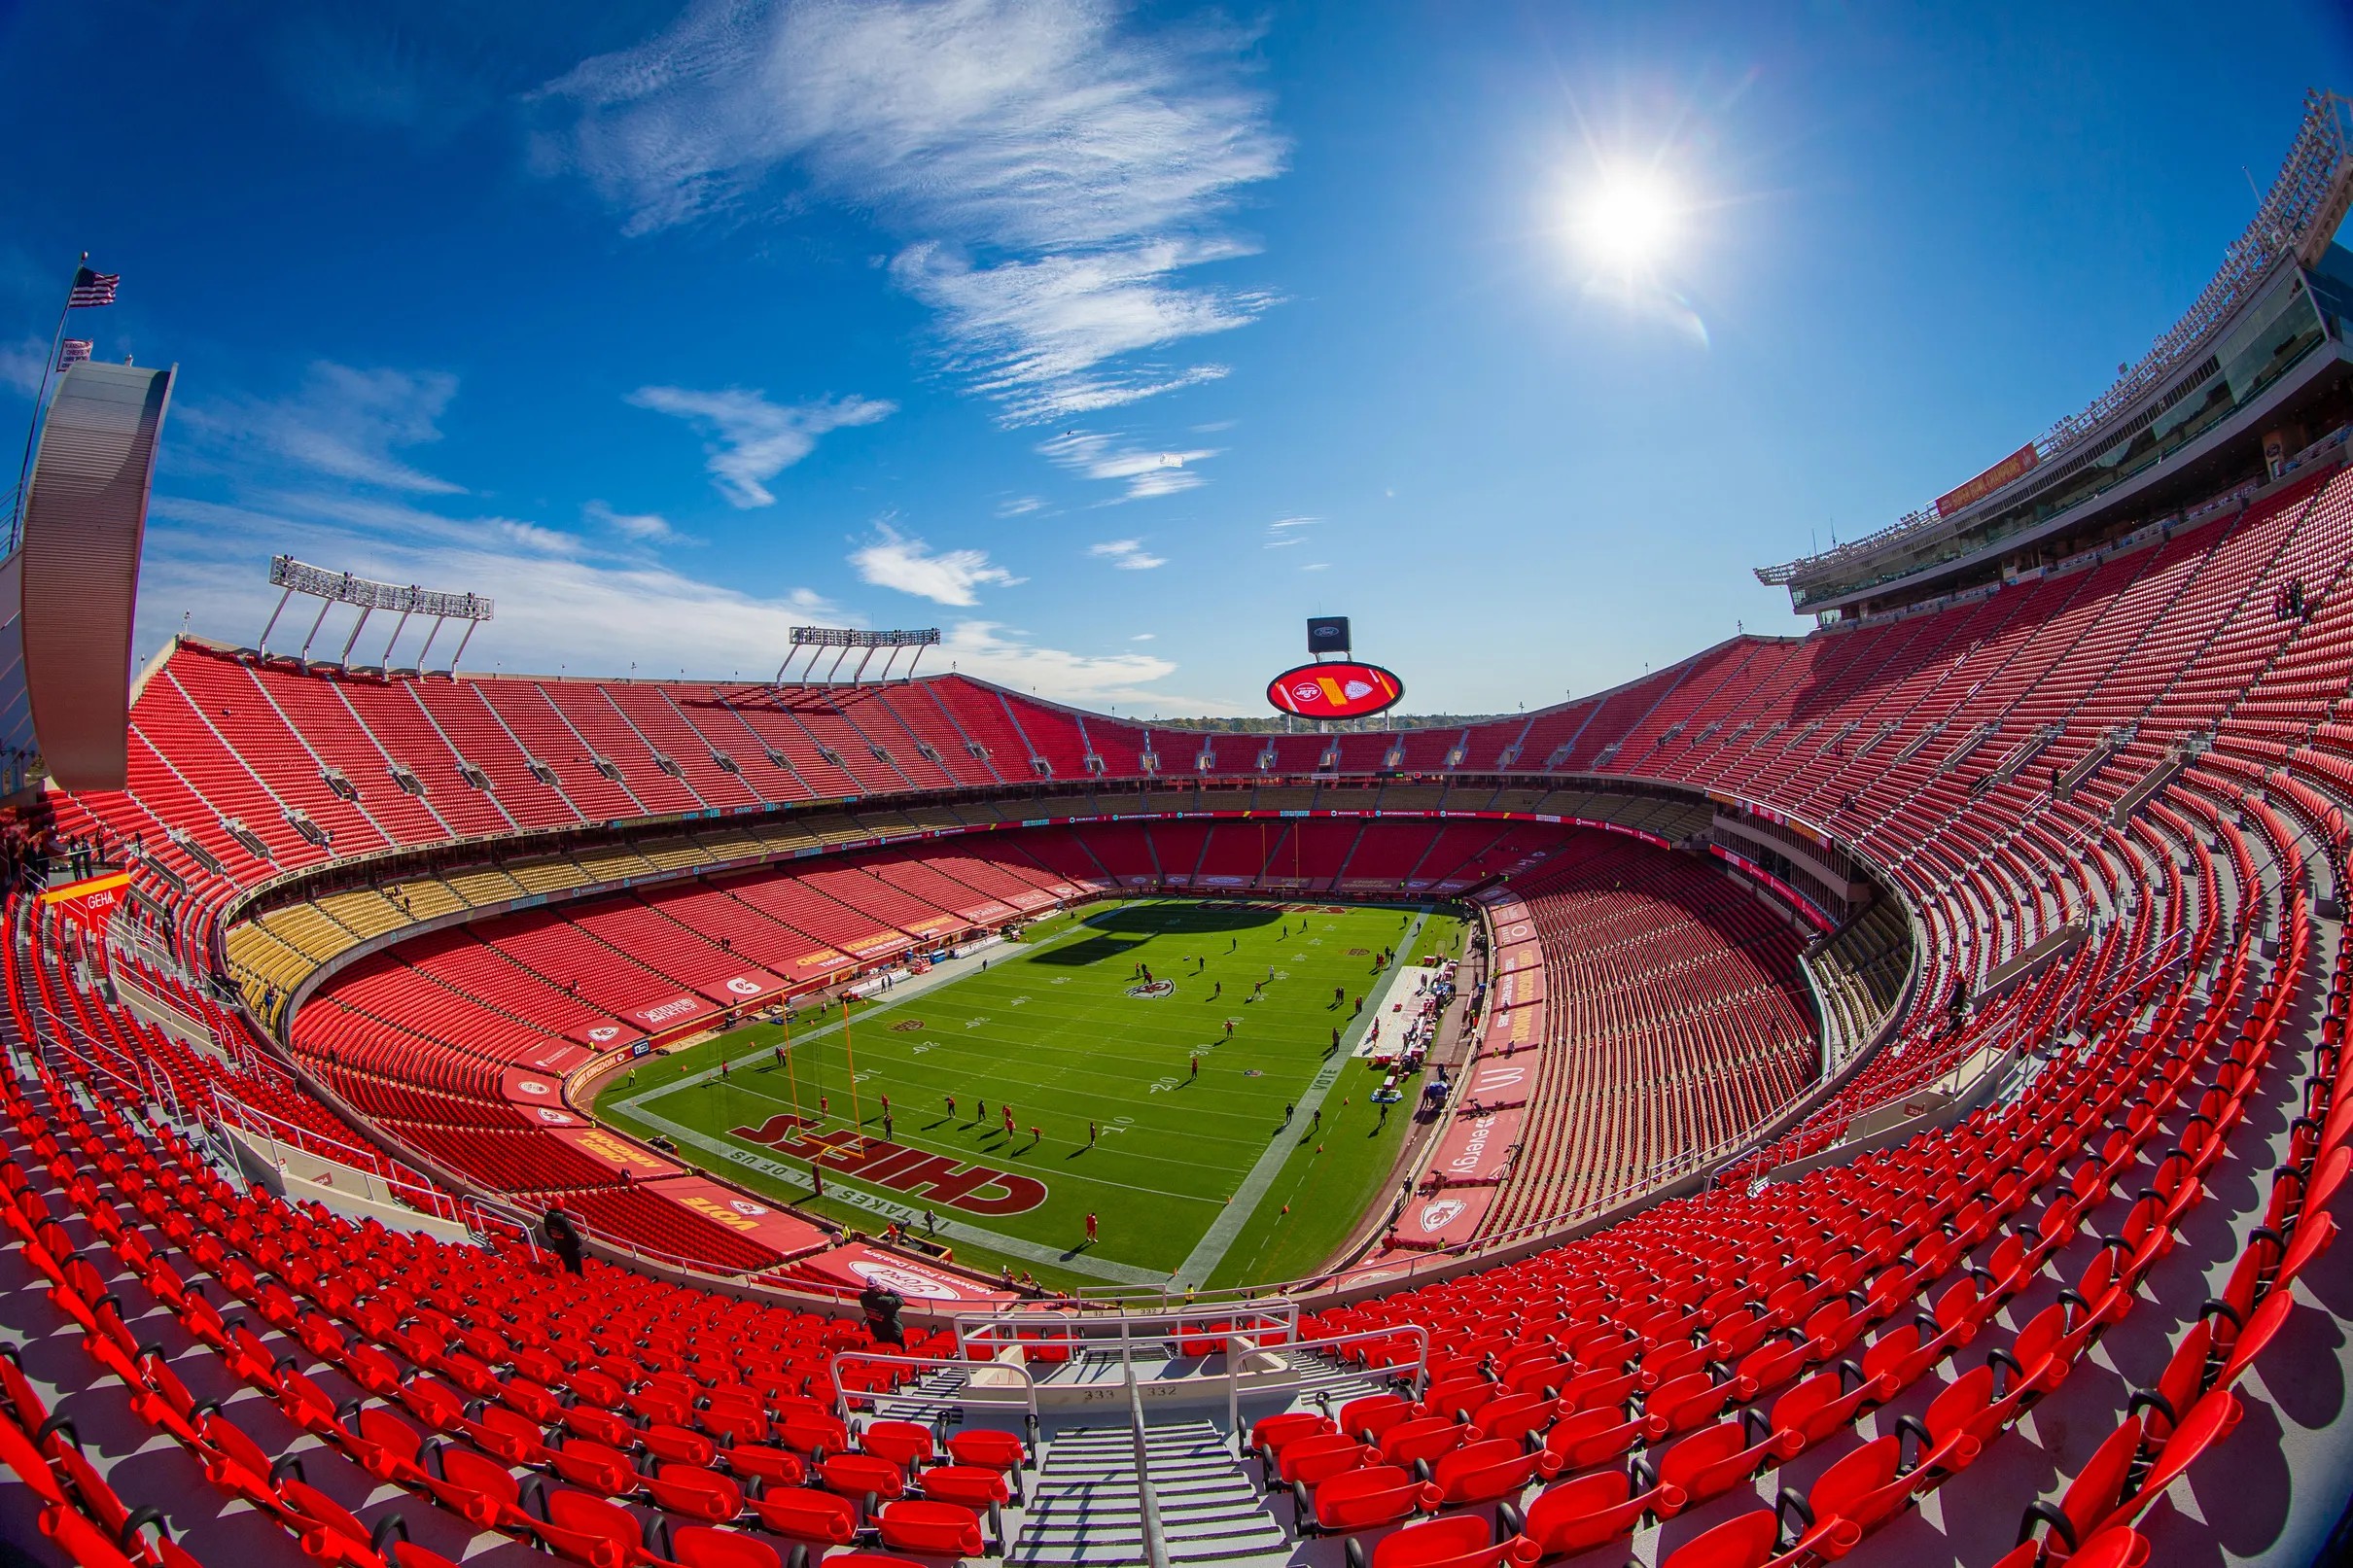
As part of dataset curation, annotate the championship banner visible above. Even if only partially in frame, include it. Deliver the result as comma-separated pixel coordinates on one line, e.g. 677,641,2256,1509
39,870,130,934
1935,442,2039,518
625,993,715,1034
780,947,852,980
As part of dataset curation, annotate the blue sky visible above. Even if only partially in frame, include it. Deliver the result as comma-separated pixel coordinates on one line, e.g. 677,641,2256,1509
2,1,2347,716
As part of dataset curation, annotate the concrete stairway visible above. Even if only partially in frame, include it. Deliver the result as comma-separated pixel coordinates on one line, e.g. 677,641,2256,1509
1010,1418,1288,1565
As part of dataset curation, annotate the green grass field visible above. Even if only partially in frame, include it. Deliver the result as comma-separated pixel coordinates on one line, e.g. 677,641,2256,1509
591,897,1463,1295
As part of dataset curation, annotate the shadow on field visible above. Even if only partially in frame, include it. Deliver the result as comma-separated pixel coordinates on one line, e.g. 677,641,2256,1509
1082,904,1288,933
1028,934,1153,966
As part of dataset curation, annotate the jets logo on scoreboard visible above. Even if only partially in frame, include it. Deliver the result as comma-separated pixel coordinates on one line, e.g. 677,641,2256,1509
1267,660,1404,720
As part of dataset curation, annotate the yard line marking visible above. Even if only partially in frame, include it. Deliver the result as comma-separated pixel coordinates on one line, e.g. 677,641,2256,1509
1174,907,1430,1285
614,1074,1247,1194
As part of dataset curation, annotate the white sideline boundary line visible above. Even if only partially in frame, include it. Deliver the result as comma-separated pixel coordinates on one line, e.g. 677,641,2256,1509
1171,907,1432,1287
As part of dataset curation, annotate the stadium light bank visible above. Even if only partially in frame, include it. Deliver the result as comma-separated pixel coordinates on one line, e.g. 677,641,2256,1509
257,555,495,672
778,626,942,684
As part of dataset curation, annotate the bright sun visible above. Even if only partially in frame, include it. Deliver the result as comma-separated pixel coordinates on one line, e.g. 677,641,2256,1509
1576,169,1680,271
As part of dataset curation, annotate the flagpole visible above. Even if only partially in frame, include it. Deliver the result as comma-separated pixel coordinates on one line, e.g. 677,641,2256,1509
781,1011,803,1120
840,997,863,1134
9,252,89,553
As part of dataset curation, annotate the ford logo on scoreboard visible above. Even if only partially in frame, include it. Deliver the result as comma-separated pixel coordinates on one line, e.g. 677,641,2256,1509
1267,660,1405,720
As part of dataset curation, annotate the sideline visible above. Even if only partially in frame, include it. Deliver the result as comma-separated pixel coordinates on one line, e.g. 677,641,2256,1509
598,904,1199,1287
1171,906,1432,1287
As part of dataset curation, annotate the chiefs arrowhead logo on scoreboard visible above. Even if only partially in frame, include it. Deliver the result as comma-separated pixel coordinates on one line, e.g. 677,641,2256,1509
1267,661,1404,720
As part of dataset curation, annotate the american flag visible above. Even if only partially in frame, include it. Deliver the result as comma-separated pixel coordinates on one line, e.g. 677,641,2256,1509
56,340,92,370
67,268,120,308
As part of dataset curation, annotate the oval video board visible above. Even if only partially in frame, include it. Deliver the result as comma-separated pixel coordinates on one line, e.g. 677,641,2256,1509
1267,660,1405,720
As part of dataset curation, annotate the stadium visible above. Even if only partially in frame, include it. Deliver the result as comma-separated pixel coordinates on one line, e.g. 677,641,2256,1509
8,16,2353,1568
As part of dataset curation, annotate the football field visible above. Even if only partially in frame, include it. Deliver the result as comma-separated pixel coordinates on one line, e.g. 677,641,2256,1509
591,897,1464,1294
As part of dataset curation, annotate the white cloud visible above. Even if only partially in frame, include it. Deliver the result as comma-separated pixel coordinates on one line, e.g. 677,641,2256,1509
0,335,46,399
1301,561,1329,572
1036,429,1215,501
939,620,1229,710
1088,538,1164,571
1264,513,1317,547
533,0,1286,423
627,385,895,507
890,241,1257,423
1131,632,1155,641
851,523,1024,605
132,487,1222,713
996,495,1046,517
584,499,687,544
180,362,466,494
138,491,844,679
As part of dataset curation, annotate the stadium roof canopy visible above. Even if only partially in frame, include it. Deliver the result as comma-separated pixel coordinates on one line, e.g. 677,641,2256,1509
1756,89,2353,605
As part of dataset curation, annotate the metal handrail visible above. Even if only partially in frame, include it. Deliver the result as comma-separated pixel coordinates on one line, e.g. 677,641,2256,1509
827,1348,1040,1432
952,1302,1298,1360
1124,1334,1173,1568
1290,1322,1431,1402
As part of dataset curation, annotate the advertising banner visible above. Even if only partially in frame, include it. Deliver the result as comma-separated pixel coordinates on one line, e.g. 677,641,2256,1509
1935,442,2039,517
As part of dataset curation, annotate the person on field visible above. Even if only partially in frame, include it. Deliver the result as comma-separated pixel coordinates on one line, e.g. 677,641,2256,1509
1003,1105,1016,1135
1191,1054,1200,1079
946,1094,957,1118
1085,1211,1098,1243
1089,1120,1099,1145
